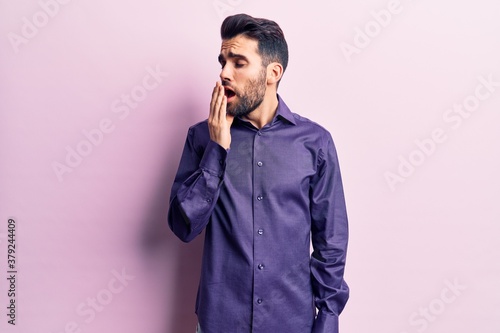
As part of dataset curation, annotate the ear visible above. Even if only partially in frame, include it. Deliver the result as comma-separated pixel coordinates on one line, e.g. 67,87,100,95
266,62,284,85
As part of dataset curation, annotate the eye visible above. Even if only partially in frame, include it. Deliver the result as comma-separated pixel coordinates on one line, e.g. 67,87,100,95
235,62,245,68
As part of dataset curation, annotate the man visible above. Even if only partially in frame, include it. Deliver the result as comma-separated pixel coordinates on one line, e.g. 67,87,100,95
168,13,349,333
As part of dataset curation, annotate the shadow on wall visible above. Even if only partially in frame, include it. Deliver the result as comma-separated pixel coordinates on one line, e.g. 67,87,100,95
140,86,207,333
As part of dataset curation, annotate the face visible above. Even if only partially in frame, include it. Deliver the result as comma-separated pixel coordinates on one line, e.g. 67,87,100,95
218,35,268,117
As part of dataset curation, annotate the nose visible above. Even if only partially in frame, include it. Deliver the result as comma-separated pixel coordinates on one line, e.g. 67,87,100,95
220,65,232,82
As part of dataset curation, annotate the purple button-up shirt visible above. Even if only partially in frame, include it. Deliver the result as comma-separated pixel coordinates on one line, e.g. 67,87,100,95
168,95,349,333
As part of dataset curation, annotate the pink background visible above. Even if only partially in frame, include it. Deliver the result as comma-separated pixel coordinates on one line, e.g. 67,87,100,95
1,1,499,332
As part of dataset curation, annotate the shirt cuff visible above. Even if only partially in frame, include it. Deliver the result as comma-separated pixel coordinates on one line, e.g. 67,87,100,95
312,310,339,333
199,140,228,177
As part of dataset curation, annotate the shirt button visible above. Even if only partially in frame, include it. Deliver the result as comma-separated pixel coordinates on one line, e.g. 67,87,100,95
257,131,262,136
257,228,264,235
258,264,264,270
206,198,212,203
257,161,263,167
257,298,263,304
257,196,263,201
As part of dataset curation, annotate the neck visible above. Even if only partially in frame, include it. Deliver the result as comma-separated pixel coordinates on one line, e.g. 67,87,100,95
243,89,279,129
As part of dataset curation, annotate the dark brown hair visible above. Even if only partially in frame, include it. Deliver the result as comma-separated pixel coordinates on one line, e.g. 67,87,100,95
221,14,289,73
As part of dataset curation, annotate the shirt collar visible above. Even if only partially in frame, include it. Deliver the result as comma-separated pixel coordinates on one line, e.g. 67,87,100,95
273,94,297,126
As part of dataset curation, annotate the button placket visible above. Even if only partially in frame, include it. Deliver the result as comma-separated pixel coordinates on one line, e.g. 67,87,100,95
252,129,267,324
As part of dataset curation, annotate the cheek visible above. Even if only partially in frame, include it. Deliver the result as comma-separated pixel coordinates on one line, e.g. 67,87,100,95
233,76,248,93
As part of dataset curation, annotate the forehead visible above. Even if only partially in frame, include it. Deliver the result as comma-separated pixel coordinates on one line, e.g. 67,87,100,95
220,35,260,59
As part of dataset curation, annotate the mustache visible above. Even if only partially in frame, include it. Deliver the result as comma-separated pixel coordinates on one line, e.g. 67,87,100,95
221,82,233,89
221,82,239,96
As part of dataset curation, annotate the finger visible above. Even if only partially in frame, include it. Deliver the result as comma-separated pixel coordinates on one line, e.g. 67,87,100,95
219,94,227,122
209,82,219,121
214,83,224,122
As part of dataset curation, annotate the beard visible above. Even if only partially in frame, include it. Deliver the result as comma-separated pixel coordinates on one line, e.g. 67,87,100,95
224,68,267,117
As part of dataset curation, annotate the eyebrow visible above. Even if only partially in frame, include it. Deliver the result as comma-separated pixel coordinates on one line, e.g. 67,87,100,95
218,52,249,64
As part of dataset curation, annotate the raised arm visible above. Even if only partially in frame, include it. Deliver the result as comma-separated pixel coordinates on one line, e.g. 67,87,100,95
167,82,234,242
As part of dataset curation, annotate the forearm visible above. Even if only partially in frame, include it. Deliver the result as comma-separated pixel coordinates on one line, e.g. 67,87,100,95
310,136,350,332
168,170,222,242
168,140,227,242
310,249,349,333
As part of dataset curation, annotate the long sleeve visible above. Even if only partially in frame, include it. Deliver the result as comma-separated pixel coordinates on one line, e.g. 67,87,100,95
168,126,228,242
310,135,349,333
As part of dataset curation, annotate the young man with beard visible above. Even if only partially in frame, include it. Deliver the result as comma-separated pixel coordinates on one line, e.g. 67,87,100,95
168,14,349,333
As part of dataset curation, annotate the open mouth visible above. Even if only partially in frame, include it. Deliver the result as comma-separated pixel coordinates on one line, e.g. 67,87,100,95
224,87,236,101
